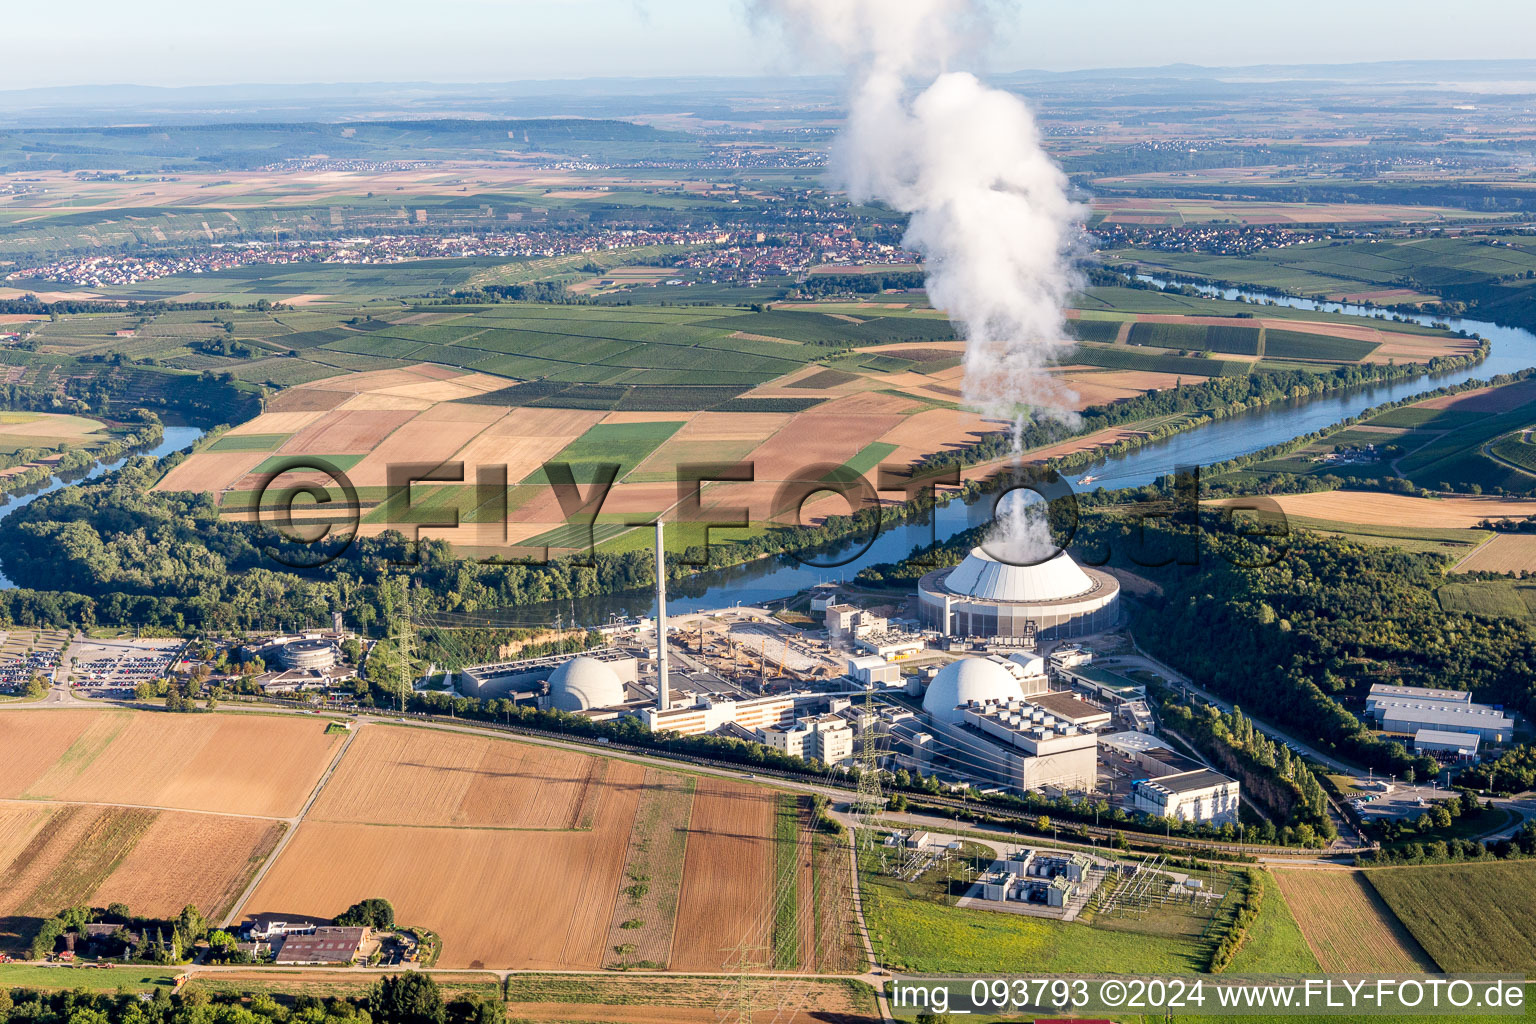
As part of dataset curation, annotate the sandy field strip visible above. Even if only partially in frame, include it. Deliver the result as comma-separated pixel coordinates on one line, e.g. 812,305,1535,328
6,709,341,817
307,723,602,829
153,451,272,493
1272,869,1437,973
1210,491,1536,529
264,389,350,413
335,393,435,412
670,779,778,972
92,812,285,921
1453,532,1536,573
246,759,645,969
278,409,418,455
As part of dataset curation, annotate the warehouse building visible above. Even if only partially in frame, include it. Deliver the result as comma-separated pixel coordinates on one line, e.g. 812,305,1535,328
847,654,902,687
1371,697,1513,744
1414,728,1481,759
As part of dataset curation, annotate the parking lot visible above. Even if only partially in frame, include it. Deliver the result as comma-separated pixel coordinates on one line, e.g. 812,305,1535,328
0,628,68,691
64,637,187,693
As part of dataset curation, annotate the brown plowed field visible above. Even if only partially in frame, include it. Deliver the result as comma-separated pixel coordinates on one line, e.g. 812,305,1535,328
346,408,502,487
92,812,284,921
3,709,341,816
0,712,97,797
246,758,646,969
670,779,778,971
307,724,603,828
152,451,273,493
1272,869,1437,973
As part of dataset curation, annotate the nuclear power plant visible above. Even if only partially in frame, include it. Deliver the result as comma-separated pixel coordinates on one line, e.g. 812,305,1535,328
917,546,1120,640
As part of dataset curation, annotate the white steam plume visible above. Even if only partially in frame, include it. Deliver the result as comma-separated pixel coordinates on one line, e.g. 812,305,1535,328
753,0,1082,560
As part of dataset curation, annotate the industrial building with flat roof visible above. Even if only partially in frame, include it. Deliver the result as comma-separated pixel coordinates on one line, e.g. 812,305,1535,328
1371,697,1513,743
644,692,795,736
1414,728,1481,758
1367,683,1471,706
458,648,639,704
1131,768,1241,825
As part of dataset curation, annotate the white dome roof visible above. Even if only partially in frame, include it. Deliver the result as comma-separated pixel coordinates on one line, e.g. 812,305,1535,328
942,547,1094,603
548,656,624,712
922,658,1027,724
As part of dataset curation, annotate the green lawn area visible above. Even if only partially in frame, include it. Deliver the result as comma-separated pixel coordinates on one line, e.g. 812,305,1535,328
1366,860,1536,972
1224,870,1320,974
0,964,180,991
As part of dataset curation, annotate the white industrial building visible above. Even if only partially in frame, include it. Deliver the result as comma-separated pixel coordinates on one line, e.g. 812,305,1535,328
847,654,902,687
1414,728,1481,758
906,658,1101,792
644,692,795,736
917,548,1120,640
1131,769,1241,824
759,713,854,764
1371,697,1513,744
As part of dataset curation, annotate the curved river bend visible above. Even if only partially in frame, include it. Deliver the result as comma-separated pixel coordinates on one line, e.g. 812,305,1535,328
1,285,1533,613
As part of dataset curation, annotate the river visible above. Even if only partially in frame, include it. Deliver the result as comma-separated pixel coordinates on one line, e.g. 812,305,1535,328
539,281,1536,621
0,425,205,589
2,285,1534,616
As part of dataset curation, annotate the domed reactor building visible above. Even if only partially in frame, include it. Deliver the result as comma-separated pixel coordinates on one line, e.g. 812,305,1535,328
917,547,1119,640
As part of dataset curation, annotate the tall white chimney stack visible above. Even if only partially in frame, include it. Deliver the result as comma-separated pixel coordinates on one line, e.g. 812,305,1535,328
655,519,669,712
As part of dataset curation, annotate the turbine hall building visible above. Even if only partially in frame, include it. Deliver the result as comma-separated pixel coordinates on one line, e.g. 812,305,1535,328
917,547,1120,640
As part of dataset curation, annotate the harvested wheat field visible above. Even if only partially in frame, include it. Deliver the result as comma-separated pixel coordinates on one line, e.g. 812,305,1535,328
1272,869,1436,973
1213,491,1536,529
0,712,98,797
3,709,341,816
346,408,503,487
308,723,611,829
1455,532,1536,573
247,757,647,969
225,411,327,436
0,804,158,931
670,779,779,972
91,812,284,921
277,409,417,455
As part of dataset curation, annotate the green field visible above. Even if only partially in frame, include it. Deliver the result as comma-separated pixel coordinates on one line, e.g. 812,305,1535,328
520,420,685,486
1263,329,1379,362
1070,343,1251,377
1126,322,1262,355
1366,861,1536,973
1435,579,1536,620
1224,870,1321,975
0,964,180,992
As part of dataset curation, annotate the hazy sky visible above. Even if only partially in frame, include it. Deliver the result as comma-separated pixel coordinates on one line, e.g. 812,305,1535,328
10,0,1536,89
